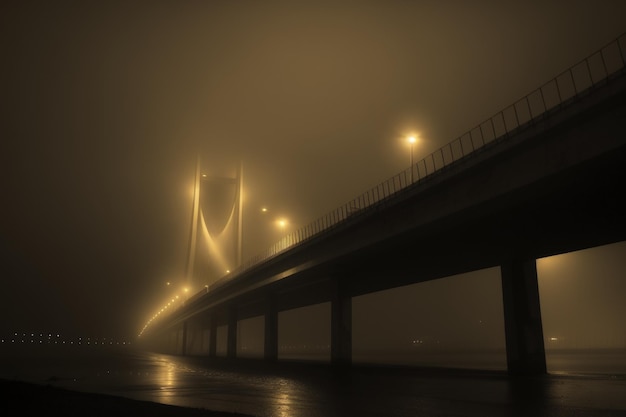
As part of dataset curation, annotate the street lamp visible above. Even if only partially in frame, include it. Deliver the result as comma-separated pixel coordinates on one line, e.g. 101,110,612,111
276,218,288,230
407,135,417,182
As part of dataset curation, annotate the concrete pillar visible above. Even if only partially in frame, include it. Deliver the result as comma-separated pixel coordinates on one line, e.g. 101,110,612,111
331,277,352,367
199,322,205,354
170,330,177,354
209,314,217,358
227,305,238,359
181,321,188,356
264,292,278,361
501,258,547,375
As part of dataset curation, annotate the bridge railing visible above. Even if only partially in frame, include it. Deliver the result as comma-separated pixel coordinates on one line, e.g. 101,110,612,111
214,32,626,290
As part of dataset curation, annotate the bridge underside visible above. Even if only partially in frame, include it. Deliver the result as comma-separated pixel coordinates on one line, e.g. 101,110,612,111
143,70,626,376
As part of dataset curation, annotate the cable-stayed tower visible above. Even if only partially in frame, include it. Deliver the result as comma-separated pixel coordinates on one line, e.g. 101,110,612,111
185,157,243,290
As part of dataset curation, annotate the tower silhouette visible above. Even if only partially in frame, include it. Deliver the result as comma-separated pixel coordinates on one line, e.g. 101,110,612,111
185,157,243,290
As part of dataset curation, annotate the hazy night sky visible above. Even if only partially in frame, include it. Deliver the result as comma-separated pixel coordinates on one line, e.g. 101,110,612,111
1,1,625,342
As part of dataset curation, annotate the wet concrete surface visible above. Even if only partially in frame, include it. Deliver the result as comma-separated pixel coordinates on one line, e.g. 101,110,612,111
1,347,625,417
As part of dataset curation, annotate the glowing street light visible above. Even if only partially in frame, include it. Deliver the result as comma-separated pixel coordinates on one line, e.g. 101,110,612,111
407,135,418,183
276,218,288,230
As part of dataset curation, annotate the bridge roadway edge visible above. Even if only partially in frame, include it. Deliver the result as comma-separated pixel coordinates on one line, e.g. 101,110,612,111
144,70,626,374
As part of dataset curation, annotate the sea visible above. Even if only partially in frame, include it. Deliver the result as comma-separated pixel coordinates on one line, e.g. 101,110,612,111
1,343,626,417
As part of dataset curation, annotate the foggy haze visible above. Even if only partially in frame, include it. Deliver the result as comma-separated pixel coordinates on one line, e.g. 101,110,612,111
1,0,625,355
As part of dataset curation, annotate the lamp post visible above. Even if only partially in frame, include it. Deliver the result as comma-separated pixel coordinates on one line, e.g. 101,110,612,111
408,135,417,182
276,218,288,230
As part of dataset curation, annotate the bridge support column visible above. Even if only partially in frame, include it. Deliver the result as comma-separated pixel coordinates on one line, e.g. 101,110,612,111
209,314,217,358
501,258,547,375
331,278,352,368
227,305,238,359
168,328,176,354
181,321,188,356
264,293,278,361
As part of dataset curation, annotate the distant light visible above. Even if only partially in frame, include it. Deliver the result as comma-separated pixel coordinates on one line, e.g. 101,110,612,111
226,269,230,274
202,174,207,178
261,207,268,213
408,135,417,144
550,337,559,341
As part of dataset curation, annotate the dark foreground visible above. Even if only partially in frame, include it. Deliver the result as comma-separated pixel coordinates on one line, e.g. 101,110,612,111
2,347,626,417
0,378,251,417
3,370,626,417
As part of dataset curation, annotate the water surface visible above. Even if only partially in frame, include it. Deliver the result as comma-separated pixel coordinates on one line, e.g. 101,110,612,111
1,346,625,417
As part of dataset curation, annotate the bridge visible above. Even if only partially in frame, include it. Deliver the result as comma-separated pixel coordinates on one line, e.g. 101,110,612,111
139,34,626,375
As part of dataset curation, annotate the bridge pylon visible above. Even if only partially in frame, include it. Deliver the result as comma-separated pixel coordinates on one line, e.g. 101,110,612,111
185,157,243,292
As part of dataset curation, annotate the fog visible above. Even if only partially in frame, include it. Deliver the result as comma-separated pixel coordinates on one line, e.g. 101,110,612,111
1,0,625,354
222,242,626,369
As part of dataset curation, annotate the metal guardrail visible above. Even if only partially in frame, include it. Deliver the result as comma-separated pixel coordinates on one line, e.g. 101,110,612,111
212,32,626,290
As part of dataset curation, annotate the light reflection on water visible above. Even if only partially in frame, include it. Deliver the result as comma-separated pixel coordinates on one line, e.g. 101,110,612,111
113,352,314,416
154,356,178,400
263,378,300,417
1,347,626,417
